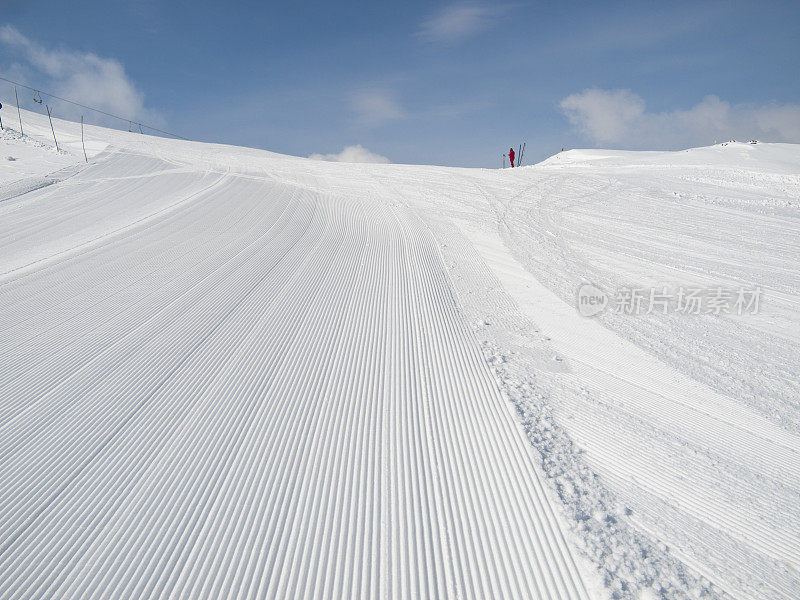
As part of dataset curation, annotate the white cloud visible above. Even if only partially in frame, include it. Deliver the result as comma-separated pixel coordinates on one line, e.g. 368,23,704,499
754,104,800,141
309,144,390,164
0,25,160,127
560,89,645,144
350,88,405,126
418,2,504,44
560,88,800,148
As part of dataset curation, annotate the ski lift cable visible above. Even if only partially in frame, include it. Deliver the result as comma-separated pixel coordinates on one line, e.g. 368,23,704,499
0,74,188,140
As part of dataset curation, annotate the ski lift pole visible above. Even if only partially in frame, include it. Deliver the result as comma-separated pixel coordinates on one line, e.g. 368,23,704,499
81,115,87,162
45,104,59,152
14,86,22,136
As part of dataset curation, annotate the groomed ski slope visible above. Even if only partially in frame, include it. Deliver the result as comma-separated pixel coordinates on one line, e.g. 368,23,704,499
1,107,799,600
1,110,593,599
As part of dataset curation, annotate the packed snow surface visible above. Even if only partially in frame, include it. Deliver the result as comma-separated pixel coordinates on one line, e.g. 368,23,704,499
1,106,798,600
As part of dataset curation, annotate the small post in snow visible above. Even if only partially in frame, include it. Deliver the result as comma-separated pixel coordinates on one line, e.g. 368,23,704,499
502,153,506,168
14,86,23,136
45,104,59,152
81,115,88,162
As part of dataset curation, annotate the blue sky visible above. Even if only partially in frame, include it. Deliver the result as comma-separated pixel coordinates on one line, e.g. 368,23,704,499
1,0,798,166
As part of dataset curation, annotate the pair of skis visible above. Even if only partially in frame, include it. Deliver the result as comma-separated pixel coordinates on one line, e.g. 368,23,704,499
502,142,526,168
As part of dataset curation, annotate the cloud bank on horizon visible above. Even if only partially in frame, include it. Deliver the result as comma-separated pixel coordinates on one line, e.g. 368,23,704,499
309,144,390,164
560,88,800,148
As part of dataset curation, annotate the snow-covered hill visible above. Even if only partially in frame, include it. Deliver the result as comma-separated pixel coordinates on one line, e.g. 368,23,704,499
1,106,798,600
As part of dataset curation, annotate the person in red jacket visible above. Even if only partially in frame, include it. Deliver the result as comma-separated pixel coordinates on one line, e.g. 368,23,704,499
508,146,515,167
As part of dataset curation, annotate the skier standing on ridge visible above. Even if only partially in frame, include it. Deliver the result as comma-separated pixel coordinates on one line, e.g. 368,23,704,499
508,146,515,168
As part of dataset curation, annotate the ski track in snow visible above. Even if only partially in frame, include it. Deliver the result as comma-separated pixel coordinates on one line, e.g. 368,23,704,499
1,107,799,600
0,112,590,599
